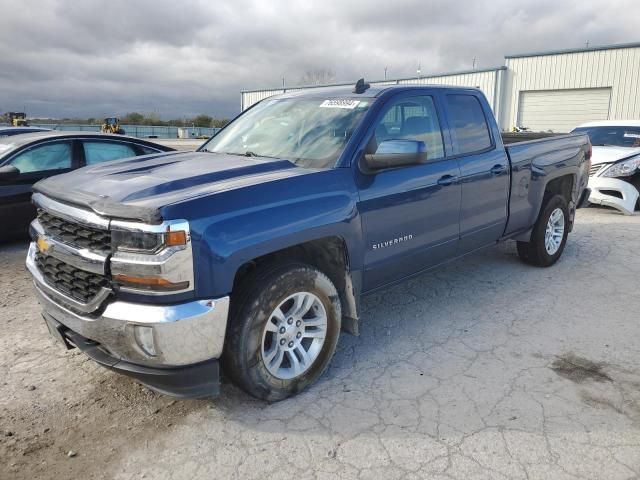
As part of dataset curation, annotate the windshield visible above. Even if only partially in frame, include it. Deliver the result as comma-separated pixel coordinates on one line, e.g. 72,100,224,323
200,97,371,168
572,126,640,148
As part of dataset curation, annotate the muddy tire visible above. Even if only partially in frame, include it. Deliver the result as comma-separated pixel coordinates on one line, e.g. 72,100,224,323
223,263,341,401
517,194,569,267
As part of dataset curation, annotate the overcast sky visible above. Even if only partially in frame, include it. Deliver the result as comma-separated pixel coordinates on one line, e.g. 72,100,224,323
0,0,637,120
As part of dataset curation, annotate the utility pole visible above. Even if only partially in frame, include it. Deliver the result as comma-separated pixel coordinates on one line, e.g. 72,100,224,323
585,40,590,48
417,63,422,78
384,66,388,80
472,57,476,70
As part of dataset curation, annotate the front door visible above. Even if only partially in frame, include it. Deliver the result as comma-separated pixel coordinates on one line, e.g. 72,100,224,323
355,93,461,291
0,140,74,239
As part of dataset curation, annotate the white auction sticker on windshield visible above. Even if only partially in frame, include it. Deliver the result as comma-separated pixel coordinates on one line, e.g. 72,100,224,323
623,132,640,139
319,99,360,109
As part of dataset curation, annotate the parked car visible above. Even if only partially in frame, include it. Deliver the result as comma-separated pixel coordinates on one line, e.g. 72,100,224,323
572,120,640,215
0,126,52,137
26,83,591,400
0,131,174,240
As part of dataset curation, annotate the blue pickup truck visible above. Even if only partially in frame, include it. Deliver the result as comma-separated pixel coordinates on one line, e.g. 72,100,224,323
26,82,591,400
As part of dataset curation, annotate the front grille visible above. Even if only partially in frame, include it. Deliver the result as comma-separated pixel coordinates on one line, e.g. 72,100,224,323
35,251,110,304
589,164,604,177
37,209,111,252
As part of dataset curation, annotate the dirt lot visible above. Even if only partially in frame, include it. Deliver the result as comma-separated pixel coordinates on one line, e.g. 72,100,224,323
1,208,639,480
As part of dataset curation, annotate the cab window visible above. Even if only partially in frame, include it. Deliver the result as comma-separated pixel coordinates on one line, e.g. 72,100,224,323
374,95,445,161
83,141,137,165
445,94,492,155
9,142,72,174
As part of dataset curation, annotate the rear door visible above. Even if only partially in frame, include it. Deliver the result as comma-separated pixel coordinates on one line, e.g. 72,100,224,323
355,91,461,291
444,93,510,253
80,139,139,166
0,140,77,238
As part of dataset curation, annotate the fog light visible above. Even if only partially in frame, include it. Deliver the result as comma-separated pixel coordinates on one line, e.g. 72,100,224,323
134,325,157,356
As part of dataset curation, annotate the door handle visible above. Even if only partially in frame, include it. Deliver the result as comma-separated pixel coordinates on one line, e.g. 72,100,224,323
490,164,507,175
437,175,457,186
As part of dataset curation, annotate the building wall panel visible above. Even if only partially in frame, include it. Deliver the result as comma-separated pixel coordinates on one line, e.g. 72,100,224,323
504,46,640,131
518,88,611,132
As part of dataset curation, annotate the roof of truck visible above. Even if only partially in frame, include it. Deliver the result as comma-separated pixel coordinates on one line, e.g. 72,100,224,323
276,83,478,100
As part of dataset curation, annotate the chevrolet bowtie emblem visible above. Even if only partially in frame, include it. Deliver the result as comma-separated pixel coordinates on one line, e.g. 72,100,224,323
36,237,51,254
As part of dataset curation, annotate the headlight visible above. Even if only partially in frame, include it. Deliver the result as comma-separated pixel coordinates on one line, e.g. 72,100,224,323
601,155,640,178
111,229,187,253
109,220,193,295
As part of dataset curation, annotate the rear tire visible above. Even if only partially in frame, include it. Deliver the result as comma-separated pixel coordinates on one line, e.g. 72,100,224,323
223,263,341,401
517,194,569,267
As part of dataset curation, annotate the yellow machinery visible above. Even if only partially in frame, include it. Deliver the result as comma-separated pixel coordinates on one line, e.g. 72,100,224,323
101,117,125,134
9,112,28,127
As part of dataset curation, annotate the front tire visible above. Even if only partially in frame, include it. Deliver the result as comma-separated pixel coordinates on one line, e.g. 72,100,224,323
223,264,341,401
517,194,569,267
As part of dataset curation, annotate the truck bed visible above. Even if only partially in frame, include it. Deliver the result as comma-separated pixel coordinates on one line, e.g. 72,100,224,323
503,132,590,237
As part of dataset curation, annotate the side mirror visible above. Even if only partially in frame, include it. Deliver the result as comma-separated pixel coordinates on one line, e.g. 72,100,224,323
0,165,20,180
362,139,427,172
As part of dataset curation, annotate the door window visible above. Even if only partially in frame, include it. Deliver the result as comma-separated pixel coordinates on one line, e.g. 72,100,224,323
9,142,72,173
374,96,445,161
83,141,137,165
445,95,492,155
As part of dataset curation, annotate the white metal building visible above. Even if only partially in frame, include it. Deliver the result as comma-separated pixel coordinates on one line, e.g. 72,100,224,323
502,43,640,132
240,42,640,133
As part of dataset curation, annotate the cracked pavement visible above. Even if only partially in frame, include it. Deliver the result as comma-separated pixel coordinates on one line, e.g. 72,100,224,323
1,208,639,479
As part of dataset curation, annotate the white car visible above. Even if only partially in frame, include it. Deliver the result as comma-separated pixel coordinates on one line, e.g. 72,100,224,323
572,120,640,215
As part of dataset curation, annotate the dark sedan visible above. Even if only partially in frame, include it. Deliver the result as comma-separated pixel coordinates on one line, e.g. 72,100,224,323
0,131,175,240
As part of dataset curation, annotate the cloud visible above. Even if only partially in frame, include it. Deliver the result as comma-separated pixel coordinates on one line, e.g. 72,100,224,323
0,0,636,119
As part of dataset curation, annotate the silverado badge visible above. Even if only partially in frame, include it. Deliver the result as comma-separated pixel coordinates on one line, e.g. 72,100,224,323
372,235,413,250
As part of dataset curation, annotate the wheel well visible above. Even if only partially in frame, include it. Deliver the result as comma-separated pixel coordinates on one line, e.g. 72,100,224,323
544,175,574,204
232,237,359,333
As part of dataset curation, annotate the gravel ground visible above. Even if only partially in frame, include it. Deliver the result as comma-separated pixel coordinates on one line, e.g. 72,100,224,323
1,208,639,480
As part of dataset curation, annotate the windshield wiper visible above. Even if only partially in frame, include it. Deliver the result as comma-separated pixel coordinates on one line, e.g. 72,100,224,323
204,150,281,160
226,151,280,159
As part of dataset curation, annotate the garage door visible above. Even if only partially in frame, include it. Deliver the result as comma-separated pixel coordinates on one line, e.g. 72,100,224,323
518,88,611,133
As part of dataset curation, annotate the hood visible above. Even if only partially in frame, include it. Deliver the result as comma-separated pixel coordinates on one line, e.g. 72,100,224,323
34,151,315,223
591,146,640,165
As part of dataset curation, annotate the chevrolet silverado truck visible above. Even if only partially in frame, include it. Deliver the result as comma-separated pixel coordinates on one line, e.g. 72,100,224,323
26,82,591,400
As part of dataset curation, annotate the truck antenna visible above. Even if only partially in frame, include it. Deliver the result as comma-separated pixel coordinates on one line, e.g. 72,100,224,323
353,78,370,94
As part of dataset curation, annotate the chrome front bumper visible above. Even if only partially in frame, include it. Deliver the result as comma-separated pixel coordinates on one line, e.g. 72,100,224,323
27,243,230,367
